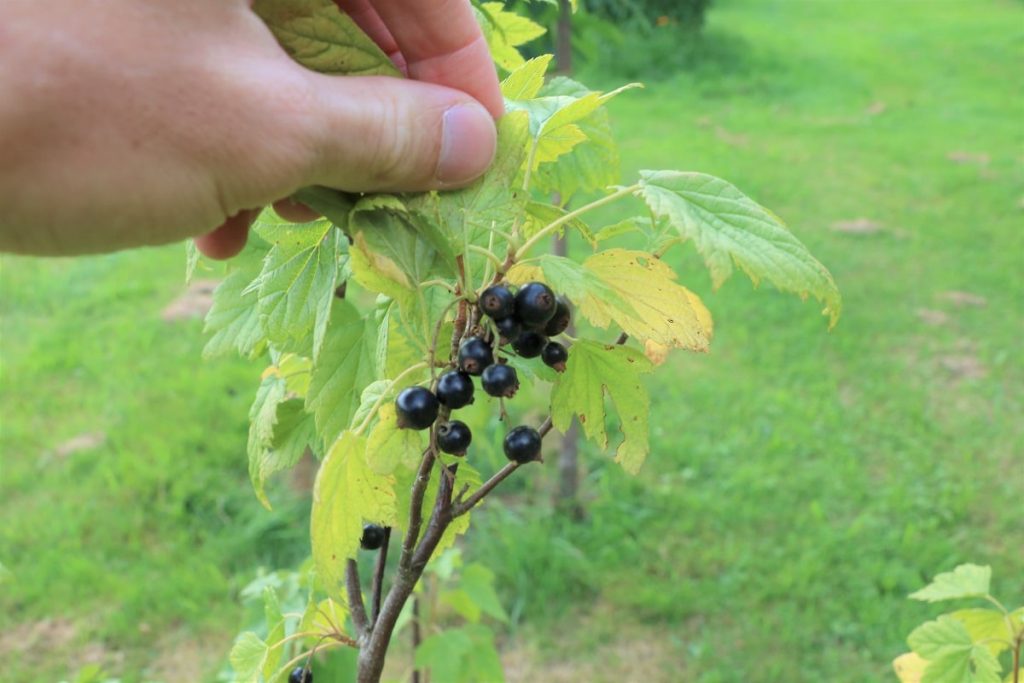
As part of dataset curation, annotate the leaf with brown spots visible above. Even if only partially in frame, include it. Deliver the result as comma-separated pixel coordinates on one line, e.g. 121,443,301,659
551,341,653,474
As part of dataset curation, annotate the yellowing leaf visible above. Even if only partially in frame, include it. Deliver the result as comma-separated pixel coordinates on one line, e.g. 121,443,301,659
643,339,671,366
950,608,1013,656
509,250,713,351
311,432,397,600
893,652,927,683
501,55,553,100
477,3,546,71
366,404,425,475
551,341,653,473
254,0,401,77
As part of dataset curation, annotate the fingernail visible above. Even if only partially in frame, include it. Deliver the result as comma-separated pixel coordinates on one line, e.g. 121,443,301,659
436,103,497,185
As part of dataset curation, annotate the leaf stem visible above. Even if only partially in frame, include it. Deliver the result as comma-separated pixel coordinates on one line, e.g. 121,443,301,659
418,279,456,293
267,630,328,652
514,184,641,263
522,137,541,193
468,244,504,270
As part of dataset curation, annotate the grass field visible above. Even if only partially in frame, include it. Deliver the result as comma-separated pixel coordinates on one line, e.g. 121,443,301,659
2,0,1022,681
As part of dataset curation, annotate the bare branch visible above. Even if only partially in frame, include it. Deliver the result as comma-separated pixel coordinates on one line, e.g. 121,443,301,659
346,559,369,637
370,527,392,625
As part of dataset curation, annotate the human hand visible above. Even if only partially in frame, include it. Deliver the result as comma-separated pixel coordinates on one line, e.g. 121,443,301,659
0,0,502,257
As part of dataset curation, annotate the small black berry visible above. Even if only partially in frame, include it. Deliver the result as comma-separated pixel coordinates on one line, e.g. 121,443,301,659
514,282,557,329
512,331,546,359
436,371,475,409
360,524,386,551
544,297,572,336
495,316,522,344
458,337,494,376
289,667,313,683
437,420,472,455
504,426,542,463
395,387,439,430
479,285,516,320
481,363,520,398
542,341,569,372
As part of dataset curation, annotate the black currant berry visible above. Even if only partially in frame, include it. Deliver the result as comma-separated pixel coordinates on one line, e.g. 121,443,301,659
395,387,439,430
514,282,557,329
495,316,522,344
478,285,516,320
481,363,520,398
544,297,572,336
360,524,386,551
437,420,472,455
458,337,494,376
542,341,569,372
503,426,542,464
512,331,546,359
289,667,313,683
436,371,475,409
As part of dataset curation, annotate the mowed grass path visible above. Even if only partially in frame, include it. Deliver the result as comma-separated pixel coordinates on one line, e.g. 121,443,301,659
1,0,1022,681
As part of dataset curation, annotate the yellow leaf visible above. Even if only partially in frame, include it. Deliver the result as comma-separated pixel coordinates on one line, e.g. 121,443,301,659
365,405,424,475
643,339,671,366
892,652,927,683
311,432,397,600
582,250,713,351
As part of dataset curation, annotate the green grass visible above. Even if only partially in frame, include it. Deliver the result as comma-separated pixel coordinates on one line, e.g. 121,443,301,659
2,0,1022,681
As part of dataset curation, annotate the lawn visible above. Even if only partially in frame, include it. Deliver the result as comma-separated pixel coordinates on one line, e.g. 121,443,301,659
1,0,1021,681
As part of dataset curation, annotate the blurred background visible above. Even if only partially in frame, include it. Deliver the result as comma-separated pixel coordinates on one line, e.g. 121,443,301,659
1,0,1021,681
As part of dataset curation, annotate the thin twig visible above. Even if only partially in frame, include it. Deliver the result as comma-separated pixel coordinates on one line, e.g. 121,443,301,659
345,559,369,636
412,594,423,683
514,184,641,262
370,527,392,625
400,446,437,570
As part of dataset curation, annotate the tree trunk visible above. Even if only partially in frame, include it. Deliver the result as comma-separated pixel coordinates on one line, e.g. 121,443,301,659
555,0,573,76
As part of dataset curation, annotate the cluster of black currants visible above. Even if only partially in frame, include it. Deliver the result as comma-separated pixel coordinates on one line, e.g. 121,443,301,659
288,666,312,683
391,282,572,480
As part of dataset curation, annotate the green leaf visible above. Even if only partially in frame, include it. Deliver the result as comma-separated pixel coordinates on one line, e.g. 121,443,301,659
910,565,992,603
509,250,713,351
509,83,636,171
247,374,286,507
365,404,425,474
229,632,268,683
523,201,597,247
347,196,449,306
203,256,268,359
908,616,1002,683
416,624,506,683
252,224,341,358
476,3,546,71
254,0,401,76
432,111,531,247
950,609,1013,656
443,564,508,624
909,616,975,659
551,340,654,473
639,170,842,327
263,587,285,680
500,55,553,100
311,432,397,600
532,78,622,200
306,301,378,443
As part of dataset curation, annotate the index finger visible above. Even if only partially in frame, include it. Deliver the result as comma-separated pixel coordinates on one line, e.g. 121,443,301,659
368,0,504,118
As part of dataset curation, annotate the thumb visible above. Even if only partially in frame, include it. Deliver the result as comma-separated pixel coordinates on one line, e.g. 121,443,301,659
298,73,498,193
